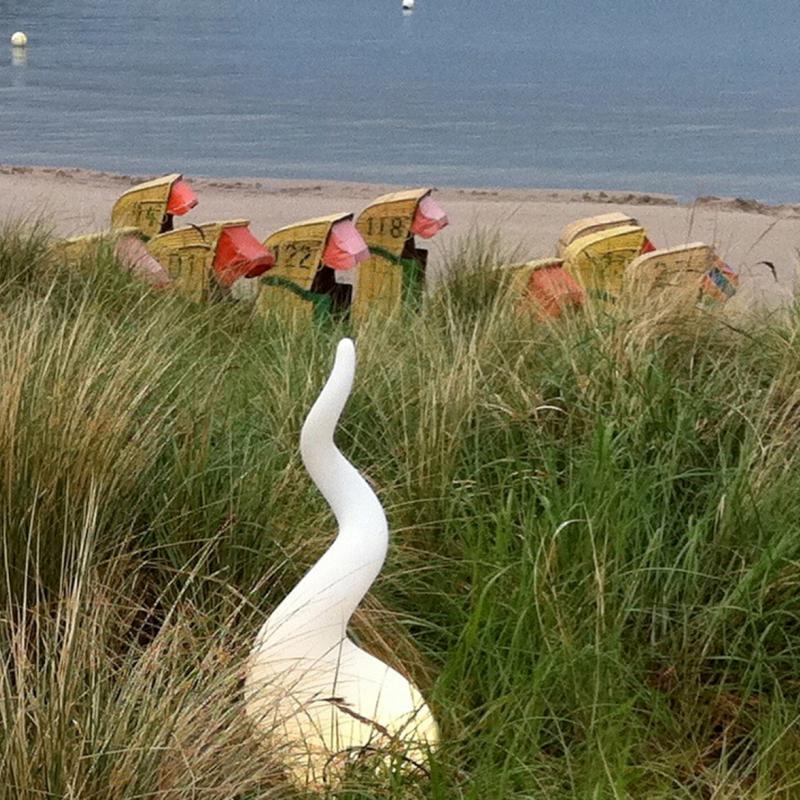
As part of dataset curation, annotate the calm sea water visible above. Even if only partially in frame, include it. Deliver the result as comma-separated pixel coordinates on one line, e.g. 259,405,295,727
1,0,800,202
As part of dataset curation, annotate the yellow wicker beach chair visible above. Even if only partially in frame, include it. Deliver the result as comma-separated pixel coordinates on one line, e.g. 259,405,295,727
110,173,198,238
255,213,367,322
352,188,448,322
562,224,651,301
624,243,739,308
556,212,639,257
147,219,274,303
56,227,137,265
54,227,173,287
55,174,199,269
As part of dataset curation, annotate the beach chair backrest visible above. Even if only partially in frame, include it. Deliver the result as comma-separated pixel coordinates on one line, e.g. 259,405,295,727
257,213,352,320
624,243,714,300
556,213,638,257
352,187,432,321
111,174,186,239
562,225,649,300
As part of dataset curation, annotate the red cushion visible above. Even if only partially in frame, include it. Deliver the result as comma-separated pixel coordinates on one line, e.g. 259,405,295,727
213,226,275,287
166,179,199,216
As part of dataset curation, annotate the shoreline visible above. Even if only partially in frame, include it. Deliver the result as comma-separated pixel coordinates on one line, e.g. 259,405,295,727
4,163,800,217
3,163,798,311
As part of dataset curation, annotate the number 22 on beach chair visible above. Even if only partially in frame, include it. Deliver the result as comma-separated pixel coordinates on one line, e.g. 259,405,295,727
352,188,449,322
253,214,369,321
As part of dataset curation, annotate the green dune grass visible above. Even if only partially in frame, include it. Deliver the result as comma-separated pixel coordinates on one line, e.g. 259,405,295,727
1,220,799,799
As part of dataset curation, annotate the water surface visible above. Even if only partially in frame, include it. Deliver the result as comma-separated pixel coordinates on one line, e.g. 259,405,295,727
1,0,799,201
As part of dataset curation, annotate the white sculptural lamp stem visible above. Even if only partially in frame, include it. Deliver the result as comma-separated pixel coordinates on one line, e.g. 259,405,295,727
245,338,439,788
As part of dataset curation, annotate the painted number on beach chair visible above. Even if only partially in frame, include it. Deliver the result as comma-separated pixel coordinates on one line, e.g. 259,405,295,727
135,203,162,231
164,249,207,284
273,241,316,270
366,216,406,240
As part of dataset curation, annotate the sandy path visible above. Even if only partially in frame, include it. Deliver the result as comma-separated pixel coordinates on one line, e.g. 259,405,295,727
2,165,798,312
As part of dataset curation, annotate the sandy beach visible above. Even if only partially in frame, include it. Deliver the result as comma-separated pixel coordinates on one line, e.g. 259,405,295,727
3,164,798,312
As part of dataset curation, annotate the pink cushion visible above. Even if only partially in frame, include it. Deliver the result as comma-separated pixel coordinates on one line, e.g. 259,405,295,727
115,235,172,288
322,219,370,270
410,195,449,239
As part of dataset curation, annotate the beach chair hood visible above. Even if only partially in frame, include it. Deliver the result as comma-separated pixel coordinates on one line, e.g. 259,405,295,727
410,194,449,239
213,225,276,287
700,257,738,306
321,219,370,270
504,258,586,320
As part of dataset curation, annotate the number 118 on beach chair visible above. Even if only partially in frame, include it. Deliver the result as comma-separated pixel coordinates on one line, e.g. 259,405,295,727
352,188,449,322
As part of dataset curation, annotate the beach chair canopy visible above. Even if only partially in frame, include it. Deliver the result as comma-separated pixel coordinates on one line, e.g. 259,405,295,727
700,258,739,306
213,225,276,287
410,194,449,239
321,219,370,270
526,260,585,318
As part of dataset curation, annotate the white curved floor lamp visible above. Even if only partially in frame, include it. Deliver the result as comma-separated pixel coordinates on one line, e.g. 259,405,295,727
245,338,439,787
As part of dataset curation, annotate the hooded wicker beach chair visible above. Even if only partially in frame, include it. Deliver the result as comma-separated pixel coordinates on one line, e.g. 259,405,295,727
146,220,274,303
624,243,739,307
556,212,647,257
562,224,652,301
352,188,449,321
252,213,369,321
110,173,198,238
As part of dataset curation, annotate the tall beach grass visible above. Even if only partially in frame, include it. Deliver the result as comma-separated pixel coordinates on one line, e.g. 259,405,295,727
1,220,800,798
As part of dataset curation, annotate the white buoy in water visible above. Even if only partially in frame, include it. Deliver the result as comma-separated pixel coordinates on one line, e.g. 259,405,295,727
402,0,415,9
10,31,28,47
